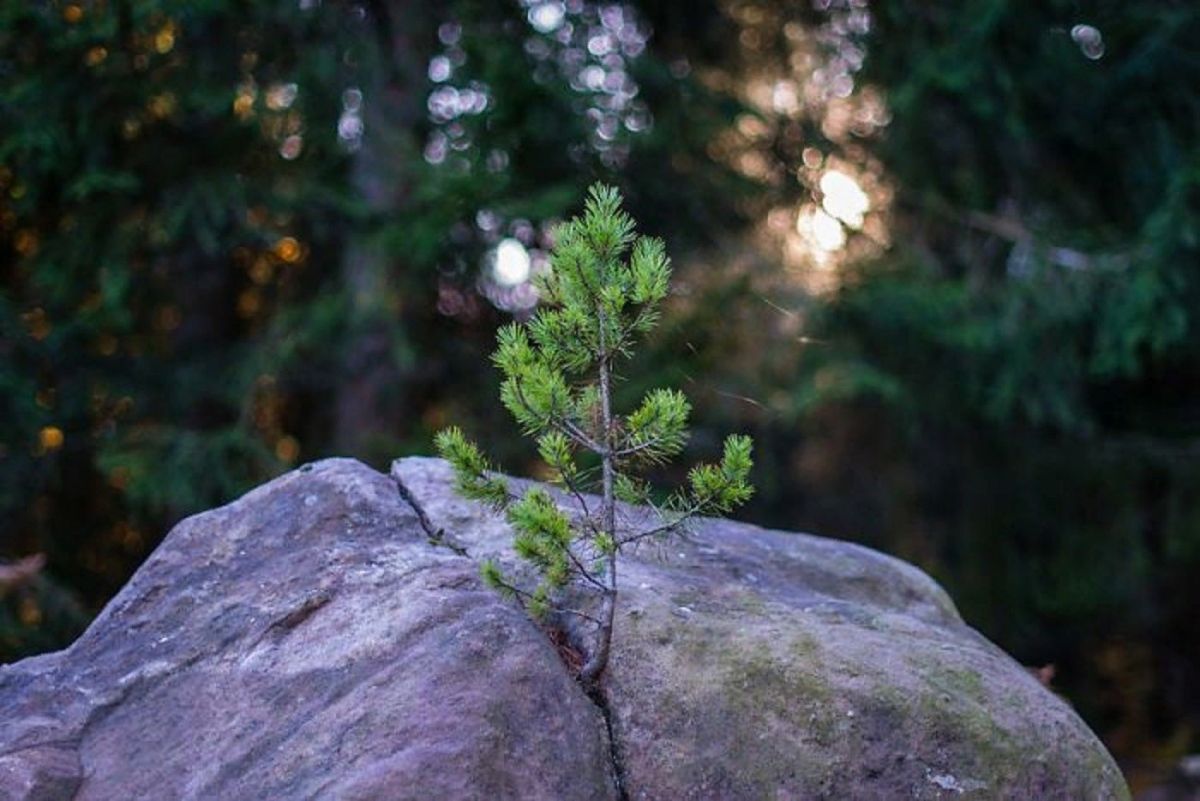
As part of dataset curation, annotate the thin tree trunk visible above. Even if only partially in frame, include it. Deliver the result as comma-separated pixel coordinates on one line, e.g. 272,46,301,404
332,1,435,456
582,321,618,687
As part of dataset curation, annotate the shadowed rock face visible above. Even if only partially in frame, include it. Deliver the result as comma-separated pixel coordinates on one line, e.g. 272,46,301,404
0,457,1128,800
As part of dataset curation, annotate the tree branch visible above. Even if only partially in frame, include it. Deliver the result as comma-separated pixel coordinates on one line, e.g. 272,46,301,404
557,469,597,529
509,378,605,453
493,576,602,625
615,435,667,459
617,503,701,547
565,546,609,592
556,416,606,454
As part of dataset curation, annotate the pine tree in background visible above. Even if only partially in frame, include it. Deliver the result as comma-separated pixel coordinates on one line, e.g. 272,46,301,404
436,184,753,686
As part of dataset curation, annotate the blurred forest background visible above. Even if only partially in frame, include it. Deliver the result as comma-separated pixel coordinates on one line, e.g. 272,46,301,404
2,0,1198,789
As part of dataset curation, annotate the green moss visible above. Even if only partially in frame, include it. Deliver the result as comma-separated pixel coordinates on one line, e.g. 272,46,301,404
624,610,1129,799
730,589,768,615
790,631,821,661
628,621,844,793
928,665,986,703
715,636,842,786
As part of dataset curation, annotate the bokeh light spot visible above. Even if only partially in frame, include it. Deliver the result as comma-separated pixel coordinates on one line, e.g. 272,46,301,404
279,135,303,160
1071,24,1105,60
148,93,177,119
819,170,870,228
39,426,64,452
266,83,298,111
798,208,847,253
491,238,531,286
274,236,302,263
154,23,177,54
275,436,300,463
529,2,566,33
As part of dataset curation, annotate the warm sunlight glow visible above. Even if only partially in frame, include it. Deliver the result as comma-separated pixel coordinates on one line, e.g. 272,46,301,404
798,207,846,253
819,170,869,228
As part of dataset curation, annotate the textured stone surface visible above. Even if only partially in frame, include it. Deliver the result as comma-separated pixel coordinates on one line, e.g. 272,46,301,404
394,456,1129,801
0,459,616,801
0,456,1128,800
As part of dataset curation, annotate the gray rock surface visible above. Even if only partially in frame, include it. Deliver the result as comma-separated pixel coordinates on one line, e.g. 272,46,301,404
0,456,1129,800
0,459,616,801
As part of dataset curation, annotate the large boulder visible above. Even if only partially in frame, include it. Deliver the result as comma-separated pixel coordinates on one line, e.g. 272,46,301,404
0,457,1128,800
0,459,615,801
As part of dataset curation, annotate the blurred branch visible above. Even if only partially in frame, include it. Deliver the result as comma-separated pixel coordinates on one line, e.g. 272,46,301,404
960,210,1115,271
1100,434,1200,464
0,554,46,596
907,198,1134,272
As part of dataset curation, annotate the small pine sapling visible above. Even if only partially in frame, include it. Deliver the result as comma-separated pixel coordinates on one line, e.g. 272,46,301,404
436,184,753,687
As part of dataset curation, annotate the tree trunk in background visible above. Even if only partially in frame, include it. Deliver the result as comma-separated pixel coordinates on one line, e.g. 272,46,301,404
333,1,436,457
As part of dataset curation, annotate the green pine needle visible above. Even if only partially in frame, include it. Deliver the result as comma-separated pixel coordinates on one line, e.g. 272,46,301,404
435,184,753,681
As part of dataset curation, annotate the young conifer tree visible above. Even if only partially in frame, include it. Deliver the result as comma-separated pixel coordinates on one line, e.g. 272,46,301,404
435,184,753,687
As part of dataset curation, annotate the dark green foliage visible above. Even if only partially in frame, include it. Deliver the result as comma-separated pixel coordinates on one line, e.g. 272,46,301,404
0,0,746,664
0,0,366,651
828,1,1200,432
777,0,1200,762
